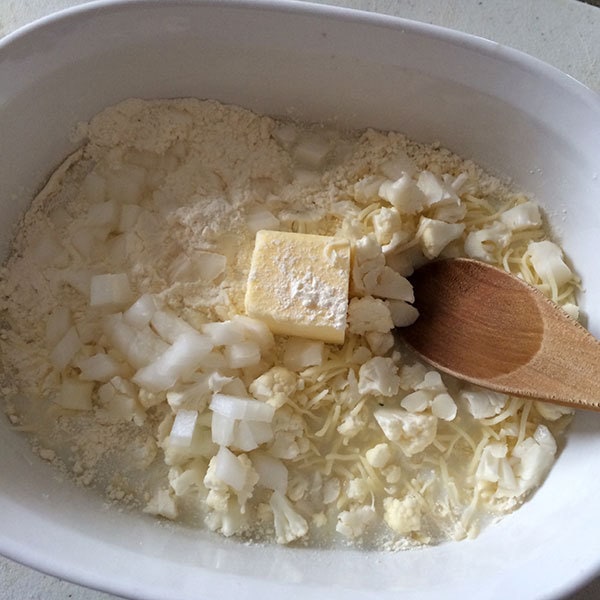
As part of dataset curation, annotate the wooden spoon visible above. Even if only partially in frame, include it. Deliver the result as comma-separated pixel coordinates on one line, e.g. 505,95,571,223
400,257,600,411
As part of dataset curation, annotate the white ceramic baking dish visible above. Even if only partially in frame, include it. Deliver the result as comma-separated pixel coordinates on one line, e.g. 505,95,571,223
1,1,600,599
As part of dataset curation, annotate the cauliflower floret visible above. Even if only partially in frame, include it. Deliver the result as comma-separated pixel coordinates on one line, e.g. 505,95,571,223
527,240,573,290
372,206,402,246
269,405,308,459
269,490,309,544
347,296,394,335
431,393,457,421
249,366,298,409
500,200,542,231
143,489,178,520
511,424,557,494
386,299,419,327
464,222,511,263
337,410,367,439
378,174,427,214
346,478,371,503
204,508,246,537
336,505,376,538
398,363,429,390
365,443,392,468
459,385,508,419
383,494,422,534
365,331,395,356
416,170,460,207
534,401,573,421
374,408,437,457
351,235,414,301
358,356,401,397
203,448,258,512
416,217,465,259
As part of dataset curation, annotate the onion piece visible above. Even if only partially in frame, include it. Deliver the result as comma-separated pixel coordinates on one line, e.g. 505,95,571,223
251,451,288,494
214,446,247,491
49,326,81,370
210,393,275,423
169,409,199,448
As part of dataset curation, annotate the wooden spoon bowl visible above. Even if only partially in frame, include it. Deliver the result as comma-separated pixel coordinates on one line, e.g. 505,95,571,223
400,258,600,411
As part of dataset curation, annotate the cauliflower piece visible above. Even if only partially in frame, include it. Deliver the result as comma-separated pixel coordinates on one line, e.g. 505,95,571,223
374,408,437,457
386,299,419,327
416,217,465,259
527,240,573,289
354,174,388,204
499,200,541,231
358,357,401,397
362,266,414,302
416,170,460,206
476,442,509,483
398,363,429,390
204,448,258,512
351,235,414,302
383,494,422,534
400,390,430,412
414,371,446,393
249,366,298,409
204,509,246,537
143,489,178,520
464,222,511,263
365,331,395,356
336,505,376,538
431,393,457,421
511,424,557,494
346,478,371,503
269,405,308,459
534,401,573,421
459,385,508,419
347,296,394,335
378,174,427,214
372,206,402,246
337,411,367,439
365,443,392,468
269,490,309,544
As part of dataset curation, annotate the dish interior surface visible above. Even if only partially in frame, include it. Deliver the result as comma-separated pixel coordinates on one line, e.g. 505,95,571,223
1,2,600,599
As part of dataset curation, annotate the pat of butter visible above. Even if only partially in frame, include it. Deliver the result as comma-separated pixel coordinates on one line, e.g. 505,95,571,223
245,230,351,344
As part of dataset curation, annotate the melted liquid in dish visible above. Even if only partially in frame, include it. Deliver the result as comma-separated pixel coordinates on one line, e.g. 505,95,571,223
0,99,577,549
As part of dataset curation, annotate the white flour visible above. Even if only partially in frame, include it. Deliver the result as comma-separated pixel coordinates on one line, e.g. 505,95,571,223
0,98,576,548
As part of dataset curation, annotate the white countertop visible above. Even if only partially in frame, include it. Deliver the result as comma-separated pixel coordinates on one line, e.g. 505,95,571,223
1,1,599,599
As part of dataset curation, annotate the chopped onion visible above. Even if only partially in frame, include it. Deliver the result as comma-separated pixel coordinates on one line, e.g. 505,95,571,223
231,315,275,352
49,326,81,370
169,409,199,448
133,332,213,392
210,393,275,423
86,200,120,228
78,353,123,382
202,321,246,346
90,273,134,310
124,294,158,329
45,306,72,347
283,338,324,371
224,341,261,369
102,314,169,369
251,452,288,494
246,210,280,234
211,412,237,446
214,446,247,491
151,310,197,344
168,251,226,283
55,378,94,411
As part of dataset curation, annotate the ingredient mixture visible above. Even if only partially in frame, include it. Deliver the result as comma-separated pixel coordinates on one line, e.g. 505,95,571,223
0,98,579,548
